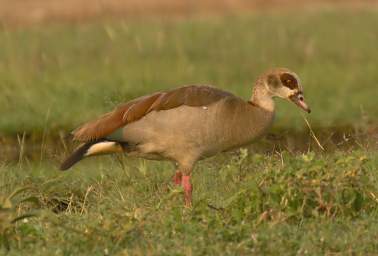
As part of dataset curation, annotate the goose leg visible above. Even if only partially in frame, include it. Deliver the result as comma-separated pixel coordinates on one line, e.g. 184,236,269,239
173,171,182,185
181,175,192,207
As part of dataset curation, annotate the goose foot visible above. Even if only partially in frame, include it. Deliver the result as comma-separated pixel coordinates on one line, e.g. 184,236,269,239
182,175,192,207
173,171,182,185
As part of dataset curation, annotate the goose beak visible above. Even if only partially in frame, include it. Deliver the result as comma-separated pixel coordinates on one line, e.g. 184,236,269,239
289,93,311,113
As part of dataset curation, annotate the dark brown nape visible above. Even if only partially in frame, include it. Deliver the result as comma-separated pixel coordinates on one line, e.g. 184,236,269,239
280,73,298,90
267,74,280,88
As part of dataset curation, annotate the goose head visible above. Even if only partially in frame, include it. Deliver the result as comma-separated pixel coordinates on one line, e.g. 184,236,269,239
264,68,311,113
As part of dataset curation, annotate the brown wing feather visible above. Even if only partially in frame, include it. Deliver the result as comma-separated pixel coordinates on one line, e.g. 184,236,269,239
122,93,161,123
73,102,132,141
72,85,233,142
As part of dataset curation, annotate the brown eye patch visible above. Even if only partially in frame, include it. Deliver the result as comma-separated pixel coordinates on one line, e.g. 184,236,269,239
280,73,298,90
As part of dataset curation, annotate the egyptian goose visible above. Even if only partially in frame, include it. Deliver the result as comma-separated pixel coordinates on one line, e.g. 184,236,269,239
60,68,310,207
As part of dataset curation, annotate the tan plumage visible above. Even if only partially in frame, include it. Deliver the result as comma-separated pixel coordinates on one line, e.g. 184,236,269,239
73,86,232,142
61,68,311,207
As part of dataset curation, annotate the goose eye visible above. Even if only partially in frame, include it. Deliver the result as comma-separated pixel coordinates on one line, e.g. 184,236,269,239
298,95,304,101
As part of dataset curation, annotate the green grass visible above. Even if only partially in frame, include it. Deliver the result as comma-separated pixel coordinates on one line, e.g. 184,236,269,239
0,9,377,136
1,150,378,255
1,8,378,255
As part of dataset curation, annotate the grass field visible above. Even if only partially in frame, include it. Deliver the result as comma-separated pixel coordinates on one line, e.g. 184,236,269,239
0,7,378,255
0,9,378,136
1,150,378,254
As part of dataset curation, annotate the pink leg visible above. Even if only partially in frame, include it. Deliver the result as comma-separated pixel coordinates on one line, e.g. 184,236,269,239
173,171,182,185
181,175,192,207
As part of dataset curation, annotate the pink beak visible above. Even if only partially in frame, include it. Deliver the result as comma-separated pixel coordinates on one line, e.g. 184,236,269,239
290,93,311,113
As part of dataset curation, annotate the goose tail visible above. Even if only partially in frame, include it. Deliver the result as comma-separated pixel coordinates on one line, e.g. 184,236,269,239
60,140,124,170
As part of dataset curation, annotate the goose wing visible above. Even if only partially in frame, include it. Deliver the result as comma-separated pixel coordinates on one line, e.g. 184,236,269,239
72,85,234,142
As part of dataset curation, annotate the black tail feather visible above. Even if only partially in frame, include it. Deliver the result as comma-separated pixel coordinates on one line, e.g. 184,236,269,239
59,141,96,171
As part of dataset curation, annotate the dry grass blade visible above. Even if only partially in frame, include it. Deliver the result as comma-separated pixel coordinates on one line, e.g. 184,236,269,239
80,185,93,215
302,114,325,151
10,213,37,224
17,132,26,167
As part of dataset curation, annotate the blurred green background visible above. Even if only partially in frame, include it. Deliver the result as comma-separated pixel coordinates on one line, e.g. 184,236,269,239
1,1,378,255
0,9,377,137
